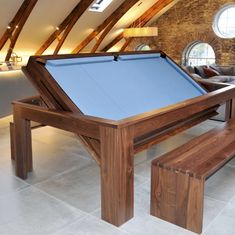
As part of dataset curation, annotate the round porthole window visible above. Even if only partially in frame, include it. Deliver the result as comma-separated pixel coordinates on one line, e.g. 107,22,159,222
213,4,235,39
183,41,215,66
135,44,151,51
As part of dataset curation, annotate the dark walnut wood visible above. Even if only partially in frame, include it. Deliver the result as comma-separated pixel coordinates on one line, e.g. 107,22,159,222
151,119,235,234
100,126,134,226
12,50,235,227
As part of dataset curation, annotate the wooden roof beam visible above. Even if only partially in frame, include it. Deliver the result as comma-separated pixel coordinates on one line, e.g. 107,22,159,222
90,0,138,53
36,0,94,55
0,0,38,61
0,0,28,51
72,0,139,54
102,0,175,52
120,0,176,52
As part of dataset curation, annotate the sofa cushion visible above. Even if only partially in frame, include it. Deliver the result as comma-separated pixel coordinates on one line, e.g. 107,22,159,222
208,75,235,83
203,67,220,78
195,66,206,77
191,73,202,79
209,65,221,73
220,67,235,76
186,66,195,74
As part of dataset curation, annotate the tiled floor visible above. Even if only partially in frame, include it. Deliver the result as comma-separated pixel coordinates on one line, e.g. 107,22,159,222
0,116,235,235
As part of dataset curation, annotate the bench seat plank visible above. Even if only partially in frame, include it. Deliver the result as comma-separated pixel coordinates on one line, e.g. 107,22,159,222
151,118,235,234
153,119,235,179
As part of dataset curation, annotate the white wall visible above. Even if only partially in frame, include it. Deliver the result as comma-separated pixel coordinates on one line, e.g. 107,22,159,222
0,70,36,117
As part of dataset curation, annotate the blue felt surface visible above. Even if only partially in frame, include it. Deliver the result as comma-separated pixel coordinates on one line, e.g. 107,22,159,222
45,54,206,120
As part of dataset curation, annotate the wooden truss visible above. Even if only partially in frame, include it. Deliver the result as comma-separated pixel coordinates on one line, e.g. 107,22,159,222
35,0,94,55
102,0,175,52
72,0,138,54
0,0,38,61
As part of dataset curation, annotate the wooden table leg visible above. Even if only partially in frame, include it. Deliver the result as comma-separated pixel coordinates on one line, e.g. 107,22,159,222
229,98,235,119
100,126,134,226
13,105,32,179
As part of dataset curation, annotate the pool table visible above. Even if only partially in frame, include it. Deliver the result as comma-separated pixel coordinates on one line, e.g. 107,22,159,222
12,51,235,226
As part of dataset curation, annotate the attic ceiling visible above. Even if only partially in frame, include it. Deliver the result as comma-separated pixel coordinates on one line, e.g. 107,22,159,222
0,0,179,63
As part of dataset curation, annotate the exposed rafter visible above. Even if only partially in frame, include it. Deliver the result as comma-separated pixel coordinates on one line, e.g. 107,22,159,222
119,38,132,52
72,0,139,54
102,0,175,52
35,0,94,55
0,0,38,61
91,0,138,53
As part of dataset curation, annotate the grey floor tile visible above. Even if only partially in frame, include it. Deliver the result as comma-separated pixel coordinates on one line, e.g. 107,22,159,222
35,163,101,213
134,173,149,187
32,126,76,145
184,120,219,136
0,138,15,176
0,171,29,197
0,187,86,235
134,146,165,165
53,215,129,235
134,181,150,216
32,127,91,159
203,196,235,235
227,157,235,167
203,196,226,229
121,214,196,235
135,160,151,179
25,140,92,184
155,132,197,153
36,161,148,215
205,165,235,202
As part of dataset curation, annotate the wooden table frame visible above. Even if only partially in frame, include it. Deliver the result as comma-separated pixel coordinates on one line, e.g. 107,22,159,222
11,51,235,226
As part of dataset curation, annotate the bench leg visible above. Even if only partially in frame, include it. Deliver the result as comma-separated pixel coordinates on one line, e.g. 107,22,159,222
13,106,33,179
100,126,134,226
151,166,204,234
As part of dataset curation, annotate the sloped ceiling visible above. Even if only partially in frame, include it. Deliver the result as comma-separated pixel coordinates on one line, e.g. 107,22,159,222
0,0,179,63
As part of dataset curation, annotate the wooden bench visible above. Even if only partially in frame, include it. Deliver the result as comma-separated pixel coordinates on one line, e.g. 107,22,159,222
150,119,235,234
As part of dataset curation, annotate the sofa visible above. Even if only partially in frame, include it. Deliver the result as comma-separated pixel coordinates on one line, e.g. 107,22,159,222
183,65,235,121
183,65,235,84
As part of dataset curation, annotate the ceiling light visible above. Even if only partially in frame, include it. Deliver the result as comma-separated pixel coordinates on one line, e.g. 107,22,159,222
123,27,158,37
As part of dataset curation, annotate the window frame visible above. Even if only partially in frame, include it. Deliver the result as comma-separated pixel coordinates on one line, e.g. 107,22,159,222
182,41,216,66
213,3,235,39
135,44,151,51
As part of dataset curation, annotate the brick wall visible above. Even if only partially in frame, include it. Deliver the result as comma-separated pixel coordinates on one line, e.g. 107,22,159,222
129,0,235,65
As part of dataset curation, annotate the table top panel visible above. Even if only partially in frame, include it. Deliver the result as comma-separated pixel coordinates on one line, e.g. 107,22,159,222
45,53,206,120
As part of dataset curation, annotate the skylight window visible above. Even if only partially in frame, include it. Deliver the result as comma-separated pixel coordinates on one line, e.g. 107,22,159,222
89,0,113,12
